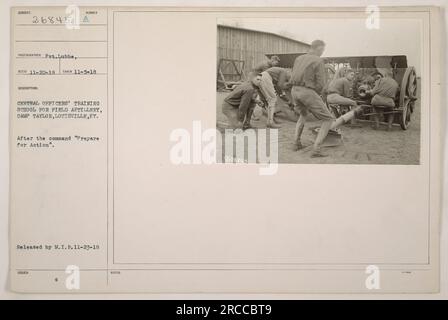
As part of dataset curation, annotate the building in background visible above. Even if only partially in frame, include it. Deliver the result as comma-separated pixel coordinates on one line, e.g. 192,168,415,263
217,24,310,89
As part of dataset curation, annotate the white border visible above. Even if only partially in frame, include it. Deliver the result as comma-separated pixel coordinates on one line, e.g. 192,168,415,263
0,0,446,299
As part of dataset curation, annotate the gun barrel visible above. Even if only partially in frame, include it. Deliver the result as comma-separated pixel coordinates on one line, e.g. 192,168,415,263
330,106,363,130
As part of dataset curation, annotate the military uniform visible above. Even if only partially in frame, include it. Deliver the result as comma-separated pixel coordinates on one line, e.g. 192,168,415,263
370,77,399,108
327,77,357,106
222,82,258,128
290,52,335,155
259,67,289,128
290,53,334,121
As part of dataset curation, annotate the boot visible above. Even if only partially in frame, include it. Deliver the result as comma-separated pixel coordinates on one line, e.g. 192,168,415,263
372,110,380,130
267,122,282,129
243,106,255,130
273,111,282,124
311,120,332,157
311,149,328,158
267,106,281,128
292,141,304,151
242,122,253,130
386,113,394,131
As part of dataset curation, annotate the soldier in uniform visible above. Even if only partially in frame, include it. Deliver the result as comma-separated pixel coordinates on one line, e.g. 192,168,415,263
367,69,399,130
221,73,262,129
327,69,357,107
258,66,291,128
327,68,358,124
253,55,280,73
290,40,335,157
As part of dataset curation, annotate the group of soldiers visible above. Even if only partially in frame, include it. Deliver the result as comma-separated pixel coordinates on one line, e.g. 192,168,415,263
221,40,399,158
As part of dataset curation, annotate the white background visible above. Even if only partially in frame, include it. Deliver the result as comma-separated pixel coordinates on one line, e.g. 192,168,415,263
0,0,447,299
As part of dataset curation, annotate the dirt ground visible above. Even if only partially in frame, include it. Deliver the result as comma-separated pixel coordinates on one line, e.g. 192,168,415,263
216,84,420,165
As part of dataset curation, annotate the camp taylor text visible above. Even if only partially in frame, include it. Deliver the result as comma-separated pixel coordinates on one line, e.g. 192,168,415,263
169,121,278,175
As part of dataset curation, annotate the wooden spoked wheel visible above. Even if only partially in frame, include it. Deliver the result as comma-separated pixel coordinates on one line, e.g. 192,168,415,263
399,67,418,130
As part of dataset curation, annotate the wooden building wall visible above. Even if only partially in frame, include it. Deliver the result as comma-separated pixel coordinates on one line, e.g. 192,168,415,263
217,25,310,81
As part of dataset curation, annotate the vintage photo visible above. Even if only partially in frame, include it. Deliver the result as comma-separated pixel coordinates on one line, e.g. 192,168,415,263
216,18,421,164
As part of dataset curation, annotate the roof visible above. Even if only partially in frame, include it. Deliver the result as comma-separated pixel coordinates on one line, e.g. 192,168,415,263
265,53,409,69
218,24,310,47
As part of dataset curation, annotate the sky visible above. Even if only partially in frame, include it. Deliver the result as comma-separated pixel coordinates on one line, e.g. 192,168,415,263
218,18,422,75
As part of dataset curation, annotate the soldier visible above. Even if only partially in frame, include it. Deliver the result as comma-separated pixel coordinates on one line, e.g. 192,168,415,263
367,69,399,130
327,68,358,124
258,66,291,128
290,39,335,157
327,68,357,107
221,73,262,129
253,55,280,74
